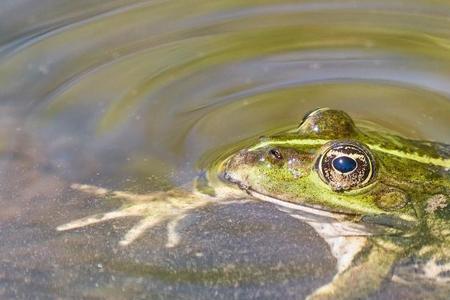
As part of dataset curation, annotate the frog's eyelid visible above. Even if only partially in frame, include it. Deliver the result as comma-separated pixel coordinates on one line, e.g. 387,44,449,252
299,107,331,125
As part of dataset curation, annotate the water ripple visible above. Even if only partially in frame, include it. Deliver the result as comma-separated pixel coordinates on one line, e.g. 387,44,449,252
0,0,448,181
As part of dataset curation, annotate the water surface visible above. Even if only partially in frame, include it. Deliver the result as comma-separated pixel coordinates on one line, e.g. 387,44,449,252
0,1,449,299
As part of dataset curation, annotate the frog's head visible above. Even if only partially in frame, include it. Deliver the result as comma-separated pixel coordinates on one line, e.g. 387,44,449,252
222,108,427,228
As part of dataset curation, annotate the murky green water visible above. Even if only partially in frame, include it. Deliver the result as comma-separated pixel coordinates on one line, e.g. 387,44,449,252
0,0,449,299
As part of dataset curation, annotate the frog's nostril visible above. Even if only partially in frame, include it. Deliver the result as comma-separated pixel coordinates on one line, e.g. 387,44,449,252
332,156,357,173
269,148,283,160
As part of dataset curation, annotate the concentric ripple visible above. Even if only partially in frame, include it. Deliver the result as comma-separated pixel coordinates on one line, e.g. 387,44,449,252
0,0,450,298
1,0,449,186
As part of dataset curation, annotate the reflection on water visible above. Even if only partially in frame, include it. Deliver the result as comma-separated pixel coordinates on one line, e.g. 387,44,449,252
0,0,449,299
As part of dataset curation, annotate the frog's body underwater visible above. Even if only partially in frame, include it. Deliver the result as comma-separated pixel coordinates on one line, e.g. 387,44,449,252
58,108,450,299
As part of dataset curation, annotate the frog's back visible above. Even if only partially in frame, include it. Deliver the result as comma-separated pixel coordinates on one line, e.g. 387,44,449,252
357,127,450,196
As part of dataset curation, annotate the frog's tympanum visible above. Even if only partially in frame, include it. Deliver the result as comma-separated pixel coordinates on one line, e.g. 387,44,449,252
58,108,449,299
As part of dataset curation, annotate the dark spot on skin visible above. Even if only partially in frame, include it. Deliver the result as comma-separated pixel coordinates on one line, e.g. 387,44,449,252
361,214,416,230
435,259,446,266
266,148,311,170
439,270,450,277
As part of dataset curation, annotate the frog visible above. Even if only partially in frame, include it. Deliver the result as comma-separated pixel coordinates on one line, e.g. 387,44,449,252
57,108,450,299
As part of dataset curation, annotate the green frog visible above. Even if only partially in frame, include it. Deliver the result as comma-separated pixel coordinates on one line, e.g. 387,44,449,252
57,108,450,299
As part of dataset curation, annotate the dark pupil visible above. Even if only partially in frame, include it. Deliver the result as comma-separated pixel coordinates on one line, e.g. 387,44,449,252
332,156,357,173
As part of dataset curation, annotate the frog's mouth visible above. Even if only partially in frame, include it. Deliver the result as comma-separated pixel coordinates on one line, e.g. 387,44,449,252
222,169,341,218
222,171,416,233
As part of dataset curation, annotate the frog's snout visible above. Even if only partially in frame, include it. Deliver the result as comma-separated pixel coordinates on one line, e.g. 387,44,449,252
222,149,260,183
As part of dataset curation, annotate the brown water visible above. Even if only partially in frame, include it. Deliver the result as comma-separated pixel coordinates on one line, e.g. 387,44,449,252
0,0,449,299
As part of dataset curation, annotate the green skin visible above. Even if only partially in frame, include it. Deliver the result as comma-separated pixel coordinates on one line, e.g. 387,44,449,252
58,108,449,299
221,108,450,299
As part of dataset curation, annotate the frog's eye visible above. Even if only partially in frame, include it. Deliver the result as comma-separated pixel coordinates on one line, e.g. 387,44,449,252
315,141,375,191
